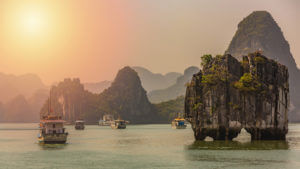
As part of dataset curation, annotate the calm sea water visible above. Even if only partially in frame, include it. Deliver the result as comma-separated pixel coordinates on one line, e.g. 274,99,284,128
0,123,300,169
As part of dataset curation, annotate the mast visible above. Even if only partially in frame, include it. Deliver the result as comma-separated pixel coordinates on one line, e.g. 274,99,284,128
48,89,50,115
48,88,52,115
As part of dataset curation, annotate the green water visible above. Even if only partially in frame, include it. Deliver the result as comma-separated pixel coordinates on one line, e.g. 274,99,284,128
0,123,300,169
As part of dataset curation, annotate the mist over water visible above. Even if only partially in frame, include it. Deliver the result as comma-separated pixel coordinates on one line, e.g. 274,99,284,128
0,123,300,169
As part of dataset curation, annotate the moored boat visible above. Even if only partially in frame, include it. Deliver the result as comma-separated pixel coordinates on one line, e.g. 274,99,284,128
99,114,114,126
75,120,85,130
111,120,127,129
171,118,187,129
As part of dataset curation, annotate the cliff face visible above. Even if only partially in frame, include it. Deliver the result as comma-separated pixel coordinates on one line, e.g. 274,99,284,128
40,78,91,122
185,52,289,140
99,66,157,124
226,11,300,121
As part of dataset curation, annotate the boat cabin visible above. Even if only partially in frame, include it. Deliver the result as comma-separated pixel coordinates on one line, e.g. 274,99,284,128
40,116,66,134
75,120,85,130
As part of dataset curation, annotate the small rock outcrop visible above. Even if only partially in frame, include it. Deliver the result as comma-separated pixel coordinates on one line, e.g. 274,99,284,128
185,52,289,140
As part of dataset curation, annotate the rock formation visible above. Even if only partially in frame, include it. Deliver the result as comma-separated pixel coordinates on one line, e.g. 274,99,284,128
99,66,157,124
226,11,300,121
185,52,289,140
40,78,90,122
40,66,158,124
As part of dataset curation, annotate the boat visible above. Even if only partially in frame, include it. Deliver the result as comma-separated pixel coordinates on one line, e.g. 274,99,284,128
38,115,68,144
99,114,114,126
75,120,85,130
38,89,68,144
171,118,187,129
111,120,127,129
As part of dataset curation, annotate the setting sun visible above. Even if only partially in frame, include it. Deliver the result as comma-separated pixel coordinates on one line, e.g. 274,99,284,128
22,11,43,34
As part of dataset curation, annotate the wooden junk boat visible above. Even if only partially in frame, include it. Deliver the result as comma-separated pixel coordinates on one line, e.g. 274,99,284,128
75,120,85,130
38,115,68,144
38,90,68,144
111,119,127,129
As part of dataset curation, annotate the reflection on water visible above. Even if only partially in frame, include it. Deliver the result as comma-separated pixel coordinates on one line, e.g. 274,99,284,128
187,140,289,150
38,143,68,150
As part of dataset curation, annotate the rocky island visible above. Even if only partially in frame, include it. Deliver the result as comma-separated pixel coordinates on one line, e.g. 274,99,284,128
185,52,289,140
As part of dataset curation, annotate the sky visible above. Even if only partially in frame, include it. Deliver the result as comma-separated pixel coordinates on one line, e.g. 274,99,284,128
0,0,299,85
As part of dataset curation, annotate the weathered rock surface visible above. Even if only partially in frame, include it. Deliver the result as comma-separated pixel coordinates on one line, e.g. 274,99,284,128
185,52,289,140
226,11,300,122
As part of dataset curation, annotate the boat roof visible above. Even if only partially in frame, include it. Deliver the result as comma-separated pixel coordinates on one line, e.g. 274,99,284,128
114,120,125,122
75,120,85,123
174,118,185,121
40,119,66,123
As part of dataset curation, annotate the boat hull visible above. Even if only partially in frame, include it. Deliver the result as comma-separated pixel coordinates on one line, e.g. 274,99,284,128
75,126,85,130
38,133,68,144
111,125,126,129
99,121,113,126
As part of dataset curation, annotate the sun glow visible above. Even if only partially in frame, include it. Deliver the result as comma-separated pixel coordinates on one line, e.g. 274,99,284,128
22,11,44,34
0,1,67,64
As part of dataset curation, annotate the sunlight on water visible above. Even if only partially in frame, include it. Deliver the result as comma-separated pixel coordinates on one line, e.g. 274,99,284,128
0,123,300,169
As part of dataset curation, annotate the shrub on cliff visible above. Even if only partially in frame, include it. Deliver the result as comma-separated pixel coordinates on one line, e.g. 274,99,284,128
200,54,229,86
200,54,213,67
233,73,261,92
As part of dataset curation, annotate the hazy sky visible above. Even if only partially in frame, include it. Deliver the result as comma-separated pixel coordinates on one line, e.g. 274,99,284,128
0,0,299,84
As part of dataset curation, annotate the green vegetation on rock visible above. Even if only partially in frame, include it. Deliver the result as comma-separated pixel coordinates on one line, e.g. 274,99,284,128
233,73,261,92
200,54,228,86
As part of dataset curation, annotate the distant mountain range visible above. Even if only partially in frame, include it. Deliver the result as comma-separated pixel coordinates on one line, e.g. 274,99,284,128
83,66,182,94
0,67,184,122
0,73,47,103
148,66,199,103
0,73,48,122
132,66,182,92
84,81,111,94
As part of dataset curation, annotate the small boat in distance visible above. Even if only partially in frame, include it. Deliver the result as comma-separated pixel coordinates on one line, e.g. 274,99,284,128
38,115,68,144
171,118,187,129
99,114,114,126
111,120,127,129
75,120,85,130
